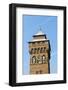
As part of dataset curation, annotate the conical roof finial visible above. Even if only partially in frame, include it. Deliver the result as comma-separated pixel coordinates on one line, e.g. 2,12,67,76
34,26,44,35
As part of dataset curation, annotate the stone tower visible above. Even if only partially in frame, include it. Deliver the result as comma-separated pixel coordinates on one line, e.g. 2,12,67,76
28,31,51,74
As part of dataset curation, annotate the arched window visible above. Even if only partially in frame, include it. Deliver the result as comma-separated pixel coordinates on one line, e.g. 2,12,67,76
40,47,46,53
37,55,42,64
44,47,46,52
42,55,45,60
32,56,36,64
40,48,43,53
37,48,40,54
31,48,36,54
31,48,33,54
40,70,42,74
34,48,37,54
42,55,46,63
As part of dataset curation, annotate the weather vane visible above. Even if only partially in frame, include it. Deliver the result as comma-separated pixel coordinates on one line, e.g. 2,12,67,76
39,25,42,31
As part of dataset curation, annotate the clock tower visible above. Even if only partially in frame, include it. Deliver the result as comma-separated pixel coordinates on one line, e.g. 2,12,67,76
28,30,51,74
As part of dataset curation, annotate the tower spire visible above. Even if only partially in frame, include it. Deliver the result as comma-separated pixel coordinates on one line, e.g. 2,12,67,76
39,25,42,32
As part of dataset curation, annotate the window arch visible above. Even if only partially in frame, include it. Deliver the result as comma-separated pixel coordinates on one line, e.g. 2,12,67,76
31,48,33,54
31,48,36,54
42,55,46,63
32,56,36,64
40,47,46,53
34,48,37,54
42,55,46,60
44,47,46,52
40,48,43,53
37,48,40,54
37,55,42,64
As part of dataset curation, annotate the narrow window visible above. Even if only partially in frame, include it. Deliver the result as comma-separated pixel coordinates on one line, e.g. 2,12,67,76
32,56,36,64
44,47,46,52
40,48,43,53
37,48,40,54
42,55,46,63
36,71,38,74
31,48,33,54
40,70,42,74
34,48,37,54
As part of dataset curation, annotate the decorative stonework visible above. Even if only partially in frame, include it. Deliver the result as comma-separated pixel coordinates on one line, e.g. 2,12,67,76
28,31,51,74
